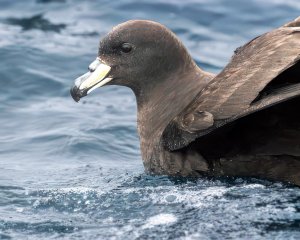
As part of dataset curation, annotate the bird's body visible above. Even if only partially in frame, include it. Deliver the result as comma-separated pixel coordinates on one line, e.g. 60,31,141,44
71,17,300,186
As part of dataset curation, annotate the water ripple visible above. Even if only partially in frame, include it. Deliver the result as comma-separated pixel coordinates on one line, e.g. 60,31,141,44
1,0,300,239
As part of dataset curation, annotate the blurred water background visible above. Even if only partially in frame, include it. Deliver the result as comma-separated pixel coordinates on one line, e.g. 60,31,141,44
0,0,300,239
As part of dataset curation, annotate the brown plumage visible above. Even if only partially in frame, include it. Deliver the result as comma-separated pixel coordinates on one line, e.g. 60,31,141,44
71,18,300,186
163,18,300,149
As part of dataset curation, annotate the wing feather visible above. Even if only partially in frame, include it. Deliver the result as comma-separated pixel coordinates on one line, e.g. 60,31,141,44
163,19,300,151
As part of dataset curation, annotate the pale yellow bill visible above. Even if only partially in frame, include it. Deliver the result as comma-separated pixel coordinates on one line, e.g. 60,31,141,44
87,77,113,94
78,63,111,90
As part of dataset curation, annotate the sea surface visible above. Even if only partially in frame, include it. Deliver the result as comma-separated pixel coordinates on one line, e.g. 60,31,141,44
0,0,300,239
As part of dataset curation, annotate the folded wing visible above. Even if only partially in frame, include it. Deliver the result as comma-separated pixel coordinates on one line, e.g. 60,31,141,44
163,17,300,151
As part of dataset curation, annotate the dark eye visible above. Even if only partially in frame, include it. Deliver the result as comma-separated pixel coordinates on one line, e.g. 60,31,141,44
121,43,132,53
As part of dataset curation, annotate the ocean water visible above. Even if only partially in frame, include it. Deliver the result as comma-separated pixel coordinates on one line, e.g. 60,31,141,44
1,0,300,239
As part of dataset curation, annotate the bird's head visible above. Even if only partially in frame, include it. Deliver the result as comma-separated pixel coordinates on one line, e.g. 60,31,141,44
70,20,194,102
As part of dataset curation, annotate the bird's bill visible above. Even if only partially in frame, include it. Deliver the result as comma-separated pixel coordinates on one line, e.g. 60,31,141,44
70,58,112,102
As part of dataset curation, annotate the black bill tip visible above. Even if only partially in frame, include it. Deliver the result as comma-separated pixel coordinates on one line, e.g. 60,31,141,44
70,86,87,102
70,86,80,102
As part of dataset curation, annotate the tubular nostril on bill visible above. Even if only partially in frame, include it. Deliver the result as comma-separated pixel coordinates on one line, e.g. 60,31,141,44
88,66,95,72
88,58,101,72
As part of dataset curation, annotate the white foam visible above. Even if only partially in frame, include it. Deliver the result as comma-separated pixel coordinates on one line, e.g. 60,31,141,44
142,185,228,208
142,213,177,229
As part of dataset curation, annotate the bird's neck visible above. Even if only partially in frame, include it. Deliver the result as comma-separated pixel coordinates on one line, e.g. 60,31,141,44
133,66,214,160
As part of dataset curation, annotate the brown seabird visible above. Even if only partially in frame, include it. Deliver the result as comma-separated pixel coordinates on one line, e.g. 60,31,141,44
70,18,300,186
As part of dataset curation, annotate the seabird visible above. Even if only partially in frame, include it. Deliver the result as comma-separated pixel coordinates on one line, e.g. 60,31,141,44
70,18,300,186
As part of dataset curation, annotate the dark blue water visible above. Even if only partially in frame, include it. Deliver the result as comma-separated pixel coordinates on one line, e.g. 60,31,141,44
1,0,300,239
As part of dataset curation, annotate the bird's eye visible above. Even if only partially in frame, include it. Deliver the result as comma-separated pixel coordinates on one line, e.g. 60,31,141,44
121,43,132,53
